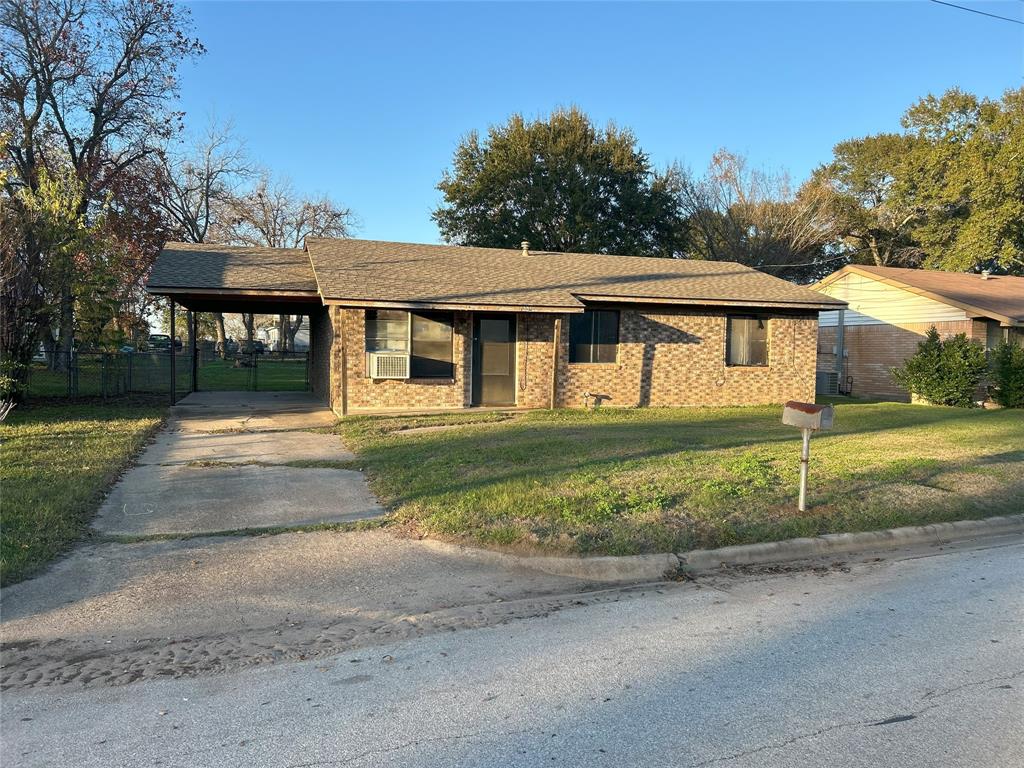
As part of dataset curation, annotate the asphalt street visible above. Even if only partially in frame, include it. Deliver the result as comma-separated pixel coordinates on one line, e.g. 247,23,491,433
3,536,1022,767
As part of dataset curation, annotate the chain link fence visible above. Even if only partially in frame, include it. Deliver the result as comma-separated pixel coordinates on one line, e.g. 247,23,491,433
23,349,309,400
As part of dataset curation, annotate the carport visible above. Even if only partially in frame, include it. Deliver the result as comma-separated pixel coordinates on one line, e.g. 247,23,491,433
145,242,329,404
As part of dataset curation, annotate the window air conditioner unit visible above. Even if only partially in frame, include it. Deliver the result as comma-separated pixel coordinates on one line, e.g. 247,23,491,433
368,352,409,380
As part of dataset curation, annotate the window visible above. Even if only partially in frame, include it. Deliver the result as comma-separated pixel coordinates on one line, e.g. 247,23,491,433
365,310,408,353
986,320,1005,352
410,312,454,378
365,310,454,378
569,310,619,363
727,316,768,366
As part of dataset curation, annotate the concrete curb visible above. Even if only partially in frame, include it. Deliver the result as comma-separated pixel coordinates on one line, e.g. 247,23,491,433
678,514,1024,574
417,539,679,583
419,514,1023,583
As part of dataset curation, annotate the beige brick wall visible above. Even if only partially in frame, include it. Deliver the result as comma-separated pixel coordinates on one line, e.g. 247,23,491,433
308,306,333,405
817,319,986,401
555,310,817,407
328,307,818,415
516,313,558,409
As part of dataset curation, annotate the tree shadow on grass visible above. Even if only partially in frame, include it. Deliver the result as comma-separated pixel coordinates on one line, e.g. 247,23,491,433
360,405,1024,508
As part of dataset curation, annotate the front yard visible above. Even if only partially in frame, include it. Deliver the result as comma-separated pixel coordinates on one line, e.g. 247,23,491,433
0,402,165,584
336,401,1024,556
3,398,1020,585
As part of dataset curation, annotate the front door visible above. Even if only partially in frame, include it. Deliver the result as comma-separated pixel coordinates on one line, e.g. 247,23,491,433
472,315,516,406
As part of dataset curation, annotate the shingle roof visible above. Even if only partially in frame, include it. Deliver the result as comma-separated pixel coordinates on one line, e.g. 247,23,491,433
147,242,318,293
304,238,845,311
817,265,1024,325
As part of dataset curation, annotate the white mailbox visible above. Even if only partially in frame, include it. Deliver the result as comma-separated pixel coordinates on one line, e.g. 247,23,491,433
782,401,834,431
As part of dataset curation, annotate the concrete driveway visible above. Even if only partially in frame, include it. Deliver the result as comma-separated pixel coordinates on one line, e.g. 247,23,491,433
1,391,598,692
92,392,383,536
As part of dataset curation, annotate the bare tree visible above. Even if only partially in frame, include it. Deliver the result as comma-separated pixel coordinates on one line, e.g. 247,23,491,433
154,118,252,354
678,150,843,281
225,173,354,249
224,174,354,351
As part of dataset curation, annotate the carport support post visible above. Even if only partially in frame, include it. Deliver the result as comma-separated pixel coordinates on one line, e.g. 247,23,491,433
798,427,811,512
550,316,561,408
169,299,177,405
835,308,846,394
190,311,198,393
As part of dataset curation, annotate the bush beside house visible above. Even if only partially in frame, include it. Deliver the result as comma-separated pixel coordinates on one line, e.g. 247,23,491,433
991,340,1024,408
891,327,989,407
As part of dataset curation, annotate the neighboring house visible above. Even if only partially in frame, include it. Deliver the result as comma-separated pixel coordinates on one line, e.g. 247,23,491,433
814,265,1024,401
146,238,844,416
260,322,310,352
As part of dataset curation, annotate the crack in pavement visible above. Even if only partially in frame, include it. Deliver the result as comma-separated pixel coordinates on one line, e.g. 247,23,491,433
684,669,1024,767
919,668,1024,702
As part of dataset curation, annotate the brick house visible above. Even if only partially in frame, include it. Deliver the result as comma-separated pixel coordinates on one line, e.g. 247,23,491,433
813,265,1024,401
147,238,844,415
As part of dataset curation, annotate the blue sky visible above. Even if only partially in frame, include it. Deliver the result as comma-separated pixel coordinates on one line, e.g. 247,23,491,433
178,1,1023,244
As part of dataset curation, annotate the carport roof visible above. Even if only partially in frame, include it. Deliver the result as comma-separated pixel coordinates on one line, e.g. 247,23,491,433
148,242,319,294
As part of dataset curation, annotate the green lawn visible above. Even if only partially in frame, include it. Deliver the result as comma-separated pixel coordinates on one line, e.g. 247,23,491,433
336,401,1024,556
197,357,308,391
0,402,165,585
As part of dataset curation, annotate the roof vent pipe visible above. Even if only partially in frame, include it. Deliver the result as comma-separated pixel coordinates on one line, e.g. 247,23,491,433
521,241,530,257
981,270,991,280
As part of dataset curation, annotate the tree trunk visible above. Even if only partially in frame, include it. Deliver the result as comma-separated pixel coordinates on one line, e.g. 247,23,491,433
44,327,58,369
277,314,288,352
242,313,255,349
213,312,227,358
52,290,75,373
287,316,303,351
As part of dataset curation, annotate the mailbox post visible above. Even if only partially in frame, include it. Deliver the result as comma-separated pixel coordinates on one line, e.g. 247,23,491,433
782,401,834,512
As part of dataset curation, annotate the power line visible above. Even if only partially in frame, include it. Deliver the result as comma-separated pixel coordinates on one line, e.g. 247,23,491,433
929,0,1024,25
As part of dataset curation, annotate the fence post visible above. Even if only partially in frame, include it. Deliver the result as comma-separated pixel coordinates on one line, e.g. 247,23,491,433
252,352,258,391
170,299,177,405
190,312,199,393
67,350,72,397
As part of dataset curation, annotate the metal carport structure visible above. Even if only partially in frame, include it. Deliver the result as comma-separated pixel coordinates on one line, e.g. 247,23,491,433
145,242,326,403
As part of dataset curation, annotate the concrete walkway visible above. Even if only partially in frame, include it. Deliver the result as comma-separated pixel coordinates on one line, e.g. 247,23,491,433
92,392,383,536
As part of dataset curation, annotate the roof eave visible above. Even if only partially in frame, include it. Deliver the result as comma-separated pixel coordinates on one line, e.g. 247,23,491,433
574,293,847,311
146,286,321,298
320,297,586,313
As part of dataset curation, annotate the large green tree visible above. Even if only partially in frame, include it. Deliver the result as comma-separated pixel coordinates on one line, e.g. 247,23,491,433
816,87,1024,275
433,107,687,256
901,88,1024,274
812,133,924,267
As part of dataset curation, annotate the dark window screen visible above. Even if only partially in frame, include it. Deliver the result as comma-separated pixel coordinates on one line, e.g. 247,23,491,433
569,310,619,363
